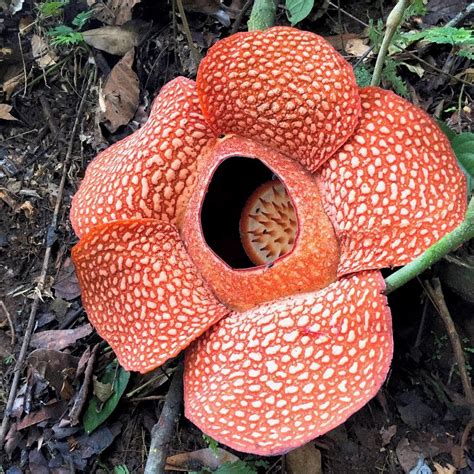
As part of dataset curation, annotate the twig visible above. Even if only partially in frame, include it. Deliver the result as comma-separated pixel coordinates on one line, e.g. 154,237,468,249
175,0,202,68
39,95,59,136
371,0,409,86
385,197,474,294
423,278,474,406
0,301,15,346
144,361,184,474
69,343,100,425
446,2,474,27
129,395,167,403
0,72,94,448
231,0,253,35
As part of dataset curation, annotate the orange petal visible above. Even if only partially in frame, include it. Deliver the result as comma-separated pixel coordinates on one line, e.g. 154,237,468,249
184,271,392,455
197,26,360,172
317,87,467,276
181,136,340,311
71,77,216,238
72,219,229,373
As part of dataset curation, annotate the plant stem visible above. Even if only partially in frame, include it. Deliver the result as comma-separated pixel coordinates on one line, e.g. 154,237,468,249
371,0,409,86
385,197,474,294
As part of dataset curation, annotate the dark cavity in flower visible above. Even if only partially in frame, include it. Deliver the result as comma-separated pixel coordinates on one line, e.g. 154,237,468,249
201,156,297,269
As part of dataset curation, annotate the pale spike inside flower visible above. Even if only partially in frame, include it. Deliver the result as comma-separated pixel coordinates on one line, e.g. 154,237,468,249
240,180,297,266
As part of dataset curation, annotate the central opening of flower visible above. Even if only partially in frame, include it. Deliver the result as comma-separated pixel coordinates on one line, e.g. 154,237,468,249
201,156,298,269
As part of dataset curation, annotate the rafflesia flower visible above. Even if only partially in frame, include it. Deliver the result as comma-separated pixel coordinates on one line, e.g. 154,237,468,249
71,27,466,455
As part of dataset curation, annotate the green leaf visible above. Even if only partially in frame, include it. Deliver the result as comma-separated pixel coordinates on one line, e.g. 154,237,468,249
212,461,257,474
72,9,93,29
202,434,219,454
285,0,314,25
381,58,409,98
113,465,130,474
247,0,276,31
354,65,373,87
38,0,69,17
437,120,456,142
451,132,474,194
401,26,474,47
83,361,130,434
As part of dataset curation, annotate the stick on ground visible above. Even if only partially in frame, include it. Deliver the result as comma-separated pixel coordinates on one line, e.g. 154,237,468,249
144,361,184,474
0,72,94,448
424,278,474,406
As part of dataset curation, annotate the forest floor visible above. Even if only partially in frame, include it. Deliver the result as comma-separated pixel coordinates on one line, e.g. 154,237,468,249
0,0,473,472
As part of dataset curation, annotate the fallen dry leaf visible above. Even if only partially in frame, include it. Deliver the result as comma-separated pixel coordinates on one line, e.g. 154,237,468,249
380,424,397,446
324,33,364,51
90,0,142,25
53,257,81,300
17,400,68,430
31,34,57,68
396,438,425,473
165,448,240,471
30,324,93,350
433,462,457,474
285,442,322,474
345,38,372,57
99,49,139,132
0,329,13,358
27,348,79,395
82,22,146,55
451,444,467,469
0,104,18,121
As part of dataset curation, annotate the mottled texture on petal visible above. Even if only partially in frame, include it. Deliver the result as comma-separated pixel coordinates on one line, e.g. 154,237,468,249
182,136,340,311
197,26,360,172
185,271,392,456
72,219,229,373
71,77,216,238
318,87,467,276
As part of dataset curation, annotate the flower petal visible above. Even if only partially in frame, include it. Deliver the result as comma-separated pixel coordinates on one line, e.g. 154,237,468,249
71,77,216,238
197,26,360,172
72,219,229,373
184,271,392,455
317,87,467,276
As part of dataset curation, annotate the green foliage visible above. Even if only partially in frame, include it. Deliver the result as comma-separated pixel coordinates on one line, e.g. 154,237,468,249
202,434,219,454
247,0,276,31
381,58,409,98
286,0,314,25
113,465,130,474
83,361,130,434
72,9,93,29
401,26,474,46
439,125,474,194
368,18,384,52
354,65,373,87
402,0,426,21
47,25,84,46
451,132,474,194
400,26,474,60
458,46,474,60
37,0,69,17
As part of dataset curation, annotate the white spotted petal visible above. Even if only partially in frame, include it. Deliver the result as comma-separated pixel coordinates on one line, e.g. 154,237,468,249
184,271,393,455
72,219,229,373
317,86,467,276
71,77,217,238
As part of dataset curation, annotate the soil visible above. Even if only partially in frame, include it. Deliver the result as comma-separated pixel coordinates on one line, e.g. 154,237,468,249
0,0,473,473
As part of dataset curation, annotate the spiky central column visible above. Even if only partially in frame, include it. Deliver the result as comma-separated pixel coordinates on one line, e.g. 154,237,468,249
240,181,297,265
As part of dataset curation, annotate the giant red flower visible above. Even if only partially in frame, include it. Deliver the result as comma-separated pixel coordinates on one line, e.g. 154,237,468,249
71,27,466,455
